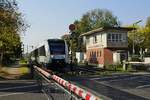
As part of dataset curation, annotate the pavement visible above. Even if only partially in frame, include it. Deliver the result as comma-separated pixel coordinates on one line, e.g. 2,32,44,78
0,65,48,100
1,64,150,100
0,65,74,100
64,72,150,100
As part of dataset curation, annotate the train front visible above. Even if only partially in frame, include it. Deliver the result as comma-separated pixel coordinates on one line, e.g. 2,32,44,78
48,39,68,68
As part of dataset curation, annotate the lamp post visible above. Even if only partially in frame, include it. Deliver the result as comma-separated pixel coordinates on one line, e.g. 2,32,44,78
132,20,142,55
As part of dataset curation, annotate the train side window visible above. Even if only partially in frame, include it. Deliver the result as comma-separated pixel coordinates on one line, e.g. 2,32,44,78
38,46,46,56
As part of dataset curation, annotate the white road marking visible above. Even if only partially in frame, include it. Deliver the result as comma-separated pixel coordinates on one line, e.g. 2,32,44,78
0,80,36,83
108,76,140,82
90,76,119,80
0,90,38,97
0,84,38,91
90,75,132,81
136,84,150,89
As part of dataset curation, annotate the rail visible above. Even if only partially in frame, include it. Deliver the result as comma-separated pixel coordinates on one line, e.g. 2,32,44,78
34,66,102,100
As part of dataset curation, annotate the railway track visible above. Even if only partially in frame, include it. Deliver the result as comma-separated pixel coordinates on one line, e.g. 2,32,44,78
34,65,102,100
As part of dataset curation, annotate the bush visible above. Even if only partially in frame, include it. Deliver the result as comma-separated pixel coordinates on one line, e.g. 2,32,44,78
19,58,27,64
106,63,122,71
144,52,150,57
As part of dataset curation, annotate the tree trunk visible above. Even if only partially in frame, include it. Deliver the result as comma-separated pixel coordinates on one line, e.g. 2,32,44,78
0,53,3,67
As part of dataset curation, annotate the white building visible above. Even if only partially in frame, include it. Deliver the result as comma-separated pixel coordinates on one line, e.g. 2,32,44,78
80,27,133,67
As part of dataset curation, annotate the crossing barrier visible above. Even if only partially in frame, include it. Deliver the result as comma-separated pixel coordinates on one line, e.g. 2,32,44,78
34,66,102,100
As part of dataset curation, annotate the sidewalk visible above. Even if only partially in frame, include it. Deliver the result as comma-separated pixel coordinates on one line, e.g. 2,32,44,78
0,64,30,80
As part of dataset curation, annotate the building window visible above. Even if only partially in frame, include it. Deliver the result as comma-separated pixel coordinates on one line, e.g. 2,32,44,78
108,34,111,41
116,34,119,42
86,37,90,44
38,46,46,56
107,33,123,42
97,51,99,57
112,34,115,42
118,34,122,42
99,50,101,57
93,35,97,43
100,34,102,42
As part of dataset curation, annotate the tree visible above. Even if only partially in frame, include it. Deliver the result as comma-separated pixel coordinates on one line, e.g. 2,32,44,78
146,17,150,28
62,9,120,62
70,9,120,52
75,9,120,34
127,18,150,55
0,0,28,66
128,26,145,54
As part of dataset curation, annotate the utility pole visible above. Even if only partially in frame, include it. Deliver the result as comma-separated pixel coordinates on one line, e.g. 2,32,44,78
132,20,142,55
69,24,76,72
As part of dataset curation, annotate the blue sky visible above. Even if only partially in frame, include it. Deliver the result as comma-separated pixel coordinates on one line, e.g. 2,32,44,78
17,0,150,52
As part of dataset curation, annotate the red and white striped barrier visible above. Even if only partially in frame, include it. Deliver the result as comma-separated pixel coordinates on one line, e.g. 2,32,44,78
34,66,101,100
34,66,51,78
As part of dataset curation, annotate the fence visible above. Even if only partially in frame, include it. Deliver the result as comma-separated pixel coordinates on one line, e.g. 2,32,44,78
34,66,101,100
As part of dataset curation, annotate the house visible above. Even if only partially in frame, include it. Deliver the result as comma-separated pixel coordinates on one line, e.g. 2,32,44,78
80,27,133,68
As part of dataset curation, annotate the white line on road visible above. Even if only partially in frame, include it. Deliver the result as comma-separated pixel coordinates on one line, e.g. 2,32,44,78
136,84,150,89
90,75,133,81
0,90,38,97
0,84,38,91
0,80,36,83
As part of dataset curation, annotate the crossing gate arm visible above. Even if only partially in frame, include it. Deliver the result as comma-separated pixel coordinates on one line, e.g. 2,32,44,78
34,66,102,100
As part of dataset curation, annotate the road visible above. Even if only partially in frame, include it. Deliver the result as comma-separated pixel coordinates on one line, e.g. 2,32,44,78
0,80,48,100
64,72,150,100
1,65,150,100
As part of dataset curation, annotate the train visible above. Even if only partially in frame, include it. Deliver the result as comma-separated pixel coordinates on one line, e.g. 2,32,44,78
30,39,69,70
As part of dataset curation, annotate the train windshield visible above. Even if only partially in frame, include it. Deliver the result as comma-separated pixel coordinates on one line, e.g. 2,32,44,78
48,40,65,54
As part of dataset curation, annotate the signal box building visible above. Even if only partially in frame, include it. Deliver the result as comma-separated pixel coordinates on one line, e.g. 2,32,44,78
80,27,133,67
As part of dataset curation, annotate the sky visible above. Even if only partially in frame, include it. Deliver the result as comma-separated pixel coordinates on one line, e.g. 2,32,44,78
17,0,150,52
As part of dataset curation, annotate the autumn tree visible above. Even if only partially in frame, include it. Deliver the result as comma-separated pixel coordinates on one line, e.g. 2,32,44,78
0,0,28,66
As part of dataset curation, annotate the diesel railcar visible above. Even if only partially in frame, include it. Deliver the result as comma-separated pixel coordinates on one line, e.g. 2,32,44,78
30,39,69,69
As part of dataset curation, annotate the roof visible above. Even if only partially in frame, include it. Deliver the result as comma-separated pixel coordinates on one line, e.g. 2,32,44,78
80,27,134,37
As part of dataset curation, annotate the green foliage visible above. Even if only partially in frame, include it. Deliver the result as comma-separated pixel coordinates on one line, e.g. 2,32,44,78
75,9,120,51
144,51,150,57
0,0,28,66
146,16,150,27
74,9,120,33
127,19,150,55
106,64,123,71
61,9,120,63
19,58,27,64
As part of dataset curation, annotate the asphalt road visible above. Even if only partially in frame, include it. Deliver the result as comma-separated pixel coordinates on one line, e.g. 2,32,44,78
64,72,150,100
0,79,73,100
0,80,48,100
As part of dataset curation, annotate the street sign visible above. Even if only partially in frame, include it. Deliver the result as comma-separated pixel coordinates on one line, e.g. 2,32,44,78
69,24,75,32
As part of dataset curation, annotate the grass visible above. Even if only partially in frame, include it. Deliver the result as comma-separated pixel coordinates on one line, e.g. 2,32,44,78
19,67,30,74
0,64,31,79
